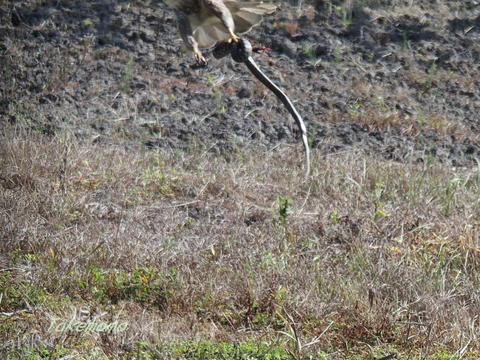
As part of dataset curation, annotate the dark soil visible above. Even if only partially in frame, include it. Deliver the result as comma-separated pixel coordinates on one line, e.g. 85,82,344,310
1,0,479,166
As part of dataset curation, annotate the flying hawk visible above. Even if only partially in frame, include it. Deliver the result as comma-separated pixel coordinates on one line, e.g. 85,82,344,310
163,0,277,63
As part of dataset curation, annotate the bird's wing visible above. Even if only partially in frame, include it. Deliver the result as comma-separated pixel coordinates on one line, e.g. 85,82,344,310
224,1,277,33
188,1,278,48
194,21,230,48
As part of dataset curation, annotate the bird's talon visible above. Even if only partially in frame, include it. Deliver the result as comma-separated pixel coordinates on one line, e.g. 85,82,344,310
228,34,240,43
194,51,208,65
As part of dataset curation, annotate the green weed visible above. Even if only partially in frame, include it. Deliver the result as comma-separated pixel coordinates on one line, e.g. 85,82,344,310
121,57,134,93
79,266,180,308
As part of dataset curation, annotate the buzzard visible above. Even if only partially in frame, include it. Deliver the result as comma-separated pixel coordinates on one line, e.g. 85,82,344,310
163,0,277,63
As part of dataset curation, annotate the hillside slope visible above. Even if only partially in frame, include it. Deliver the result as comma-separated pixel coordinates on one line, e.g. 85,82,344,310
1,0,479,165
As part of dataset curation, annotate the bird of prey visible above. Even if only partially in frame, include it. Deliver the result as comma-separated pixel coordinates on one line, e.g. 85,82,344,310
163,0,277,63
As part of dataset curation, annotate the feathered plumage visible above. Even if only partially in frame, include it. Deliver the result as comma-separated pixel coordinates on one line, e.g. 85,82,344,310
163,0,277,62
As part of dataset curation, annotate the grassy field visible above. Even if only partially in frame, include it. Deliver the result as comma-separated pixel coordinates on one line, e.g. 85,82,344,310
1,0,480,358
1,124,479,359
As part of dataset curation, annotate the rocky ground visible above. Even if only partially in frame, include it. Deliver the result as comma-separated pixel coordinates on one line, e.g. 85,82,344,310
1,0,479,166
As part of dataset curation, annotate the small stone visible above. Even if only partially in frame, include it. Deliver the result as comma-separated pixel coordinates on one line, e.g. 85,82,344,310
237,87,251,99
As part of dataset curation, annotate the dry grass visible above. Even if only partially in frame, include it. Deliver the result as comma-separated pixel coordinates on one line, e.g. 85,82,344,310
1,0,479,358
1,125,479,359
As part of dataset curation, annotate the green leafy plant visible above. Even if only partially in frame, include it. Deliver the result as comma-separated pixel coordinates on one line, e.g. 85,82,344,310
147,341,292,360
335,6,351,27
302,43,317,61
79,266,179,308
206,74,226,113
277,196,293,222
6,344,69,360
372,182,388,221
401,32,410,52
329,212,339,224
121,57,134,93
421,61,438,92
349,101,362,117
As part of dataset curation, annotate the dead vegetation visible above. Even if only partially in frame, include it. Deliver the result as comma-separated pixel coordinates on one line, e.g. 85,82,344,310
1,0,480,358
1,124,479,358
